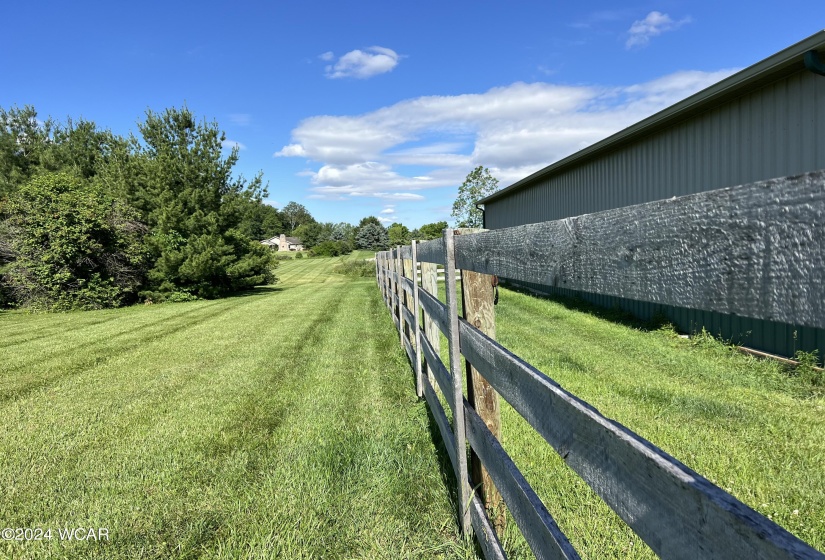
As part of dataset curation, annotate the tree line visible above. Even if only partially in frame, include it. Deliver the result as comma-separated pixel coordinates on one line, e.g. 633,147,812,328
284,214,449,256
0,105,455,311
0,105,282,310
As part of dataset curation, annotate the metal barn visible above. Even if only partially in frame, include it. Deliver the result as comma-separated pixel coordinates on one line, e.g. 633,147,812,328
480,31,825,362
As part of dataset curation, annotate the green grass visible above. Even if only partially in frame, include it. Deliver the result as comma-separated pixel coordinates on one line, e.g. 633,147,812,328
4,254,823,560
429,285,824,558
0,252,478,559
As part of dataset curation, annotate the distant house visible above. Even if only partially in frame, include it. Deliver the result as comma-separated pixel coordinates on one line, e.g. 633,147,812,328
261,234,304,252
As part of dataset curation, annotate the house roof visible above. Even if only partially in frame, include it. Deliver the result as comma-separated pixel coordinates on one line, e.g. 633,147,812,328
260,235,302,244
479,30,825,206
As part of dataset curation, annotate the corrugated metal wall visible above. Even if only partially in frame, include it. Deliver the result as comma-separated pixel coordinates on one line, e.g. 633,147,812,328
486,69,825,362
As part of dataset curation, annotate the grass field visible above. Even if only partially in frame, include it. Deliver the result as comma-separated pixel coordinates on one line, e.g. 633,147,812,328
0,252,477,559
3,252,823,560
426,283,825,558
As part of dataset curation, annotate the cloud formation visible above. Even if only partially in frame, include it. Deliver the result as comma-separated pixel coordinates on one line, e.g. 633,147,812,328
276,69,735,201
228,113,252,126
324,47,401,79
221,139,246,151
626,11,691,49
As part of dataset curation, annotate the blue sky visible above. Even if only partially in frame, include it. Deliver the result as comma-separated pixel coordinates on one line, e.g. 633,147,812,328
2,1,821,228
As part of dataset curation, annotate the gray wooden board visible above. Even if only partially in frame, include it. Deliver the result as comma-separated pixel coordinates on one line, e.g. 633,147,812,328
418,286,449,337
464,401,580,560
412,240,423,398
420,260,441,388
457,318,824,560
470,493,508,560
424,377,457,474
445,228,472,535
454,171,825,329
401,275,414,297
400,245,412,259
420,331,455,414
403,334,415,365
402,304,415,331
417,238,447,265
392,313,399,329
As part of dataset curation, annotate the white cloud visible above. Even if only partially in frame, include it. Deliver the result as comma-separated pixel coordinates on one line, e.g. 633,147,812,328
276,68,736,201
380,206,396,214
319,51,335,62
376,193,425,200
378,216,394,224
569,9,631,30
228,113,252,126
277,144,307,157
324,46,401,79
221,139,246,150
626,11,691,49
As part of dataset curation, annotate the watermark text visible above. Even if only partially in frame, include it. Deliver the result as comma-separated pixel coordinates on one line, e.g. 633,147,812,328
1,527,109,542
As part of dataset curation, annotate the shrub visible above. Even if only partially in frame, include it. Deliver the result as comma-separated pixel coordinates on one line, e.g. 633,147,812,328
310,240,353,258
333,259,375,278
295,252,304,259
792,350,823,386
1,172,147,311
164,291,199,303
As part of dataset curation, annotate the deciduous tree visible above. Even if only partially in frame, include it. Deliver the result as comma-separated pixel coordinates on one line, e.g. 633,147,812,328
387,222,411,246
414,220,448,240
451,166,499,228
281,201,314,233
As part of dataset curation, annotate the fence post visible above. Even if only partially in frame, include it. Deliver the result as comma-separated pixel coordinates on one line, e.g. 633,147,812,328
444,228,472,536
395,246,404,345
458,229,505,533
385,253,389,307
411,241,423,398
420,260,440,392
381,251,392,308
403,252,415,354
377,253,383,303
390,250,398,323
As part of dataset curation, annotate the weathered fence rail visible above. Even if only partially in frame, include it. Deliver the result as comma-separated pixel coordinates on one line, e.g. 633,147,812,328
375,170,825,560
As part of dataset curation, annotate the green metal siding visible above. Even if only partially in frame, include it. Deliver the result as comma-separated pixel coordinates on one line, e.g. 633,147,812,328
507,280,825,364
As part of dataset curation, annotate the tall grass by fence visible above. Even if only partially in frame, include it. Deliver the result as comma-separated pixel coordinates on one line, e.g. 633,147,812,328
375,170,825,559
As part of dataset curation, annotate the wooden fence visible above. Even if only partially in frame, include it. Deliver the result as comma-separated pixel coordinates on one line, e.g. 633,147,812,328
374,170,825,560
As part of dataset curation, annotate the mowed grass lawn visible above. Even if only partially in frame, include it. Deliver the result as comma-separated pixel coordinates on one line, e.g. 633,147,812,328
3,252,824,560
0,252,477,560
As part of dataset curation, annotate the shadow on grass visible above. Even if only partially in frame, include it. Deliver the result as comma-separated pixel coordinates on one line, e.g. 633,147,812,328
501,281,669,333
218,285,284,299
422,400,490,559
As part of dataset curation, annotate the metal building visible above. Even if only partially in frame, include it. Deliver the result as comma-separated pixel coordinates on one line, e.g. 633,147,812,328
480,31,825,362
